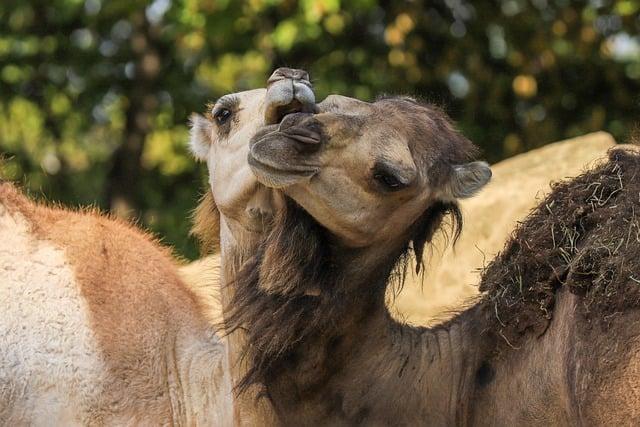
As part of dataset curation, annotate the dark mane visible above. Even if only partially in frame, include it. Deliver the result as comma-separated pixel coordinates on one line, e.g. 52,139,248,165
479,147,640,350
224,197,463,392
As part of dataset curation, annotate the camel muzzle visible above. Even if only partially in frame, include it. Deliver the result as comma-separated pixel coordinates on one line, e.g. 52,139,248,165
264,67,317,125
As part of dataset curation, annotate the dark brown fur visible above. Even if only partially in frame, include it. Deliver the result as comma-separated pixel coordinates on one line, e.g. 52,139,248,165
224,197,463,393
480,148,640,350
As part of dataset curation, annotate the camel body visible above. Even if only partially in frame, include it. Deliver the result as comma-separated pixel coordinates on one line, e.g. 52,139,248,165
0,69,315,425
218,91,640,425
0,184,233,425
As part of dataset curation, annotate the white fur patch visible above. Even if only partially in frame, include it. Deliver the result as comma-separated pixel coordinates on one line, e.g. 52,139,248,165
189,114,213,161
0,205,106,425
0,204,235,425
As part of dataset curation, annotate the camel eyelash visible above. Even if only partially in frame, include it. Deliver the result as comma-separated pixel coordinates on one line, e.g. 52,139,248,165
211,96,240,116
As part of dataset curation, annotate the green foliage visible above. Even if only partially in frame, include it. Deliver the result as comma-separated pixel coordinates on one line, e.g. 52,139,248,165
1,0,639,259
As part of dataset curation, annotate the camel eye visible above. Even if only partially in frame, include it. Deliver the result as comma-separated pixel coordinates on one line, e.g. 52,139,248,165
213,108,232,125
373,171,405,191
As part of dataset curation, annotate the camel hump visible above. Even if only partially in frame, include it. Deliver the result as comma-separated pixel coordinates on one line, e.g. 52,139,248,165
0,184,108,424
0,183,224,423
480,147,640,350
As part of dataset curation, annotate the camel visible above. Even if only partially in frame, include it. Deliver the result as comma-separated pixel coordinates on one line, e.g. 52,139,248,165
180,132,617,326
0,183,233,425
188,67,316,425
0,69,314,425
214,94,640,425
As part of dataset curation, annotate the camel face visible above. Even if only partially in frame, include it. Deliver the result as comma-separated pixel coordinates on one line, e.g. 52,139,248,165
249,94,492,247
190,68,315,238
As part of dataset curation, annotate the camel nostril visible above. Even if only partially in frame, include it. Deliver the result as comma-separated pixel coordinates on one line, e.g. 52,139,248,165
278,113,322,153
267,68,310,87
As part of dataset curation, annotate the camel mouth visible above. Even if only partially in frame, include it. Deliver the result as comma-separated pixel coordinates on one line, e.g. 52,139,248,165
249,112,323,188
248,152,319,189
263,72,317,125
271,100,317,125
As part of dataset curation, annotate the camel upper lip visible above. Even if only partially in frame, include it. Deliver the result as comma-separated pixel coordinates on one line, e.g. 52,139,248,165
248,152,319,178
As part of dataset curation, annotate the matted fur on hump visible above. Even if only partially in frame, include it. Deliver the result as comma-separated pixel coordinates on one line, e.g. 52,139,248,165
480,147,640,350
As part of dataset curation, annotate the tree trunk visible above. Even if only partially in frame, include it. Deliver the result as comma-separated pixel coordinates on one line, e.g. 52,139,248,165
106,17,160,217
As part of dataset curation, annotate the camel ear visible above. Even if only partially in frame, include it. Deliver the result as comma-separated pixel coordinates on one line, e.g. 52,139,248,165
189,114,213,161
443,161,491,200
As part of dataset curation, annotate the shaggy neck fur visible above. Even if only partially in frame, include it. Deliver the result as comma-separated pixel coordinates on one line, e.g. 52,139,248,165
224,199,488,425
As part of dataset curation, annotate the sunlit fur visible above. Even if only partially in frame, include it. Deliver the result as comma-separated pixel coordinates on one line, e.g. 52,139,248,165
0,183,233,425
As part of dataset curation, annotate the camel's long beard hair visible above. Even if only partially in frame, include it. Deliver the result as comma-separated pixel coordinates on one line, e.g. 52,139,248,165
223,199,345,393
223,198,463,393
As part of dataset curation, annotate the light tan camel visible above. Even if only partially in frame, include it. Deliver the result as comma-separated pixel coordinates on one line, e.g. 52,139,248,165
0,183,233,425
220,94,640,425
180,132,617,326
188,67,315,425
0,70,313,425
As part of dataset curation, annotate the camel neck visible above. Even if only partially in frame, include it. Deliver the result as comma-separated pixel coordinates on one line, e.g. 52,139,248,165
218,218,279,426
219,206,491,425
260,246,486,425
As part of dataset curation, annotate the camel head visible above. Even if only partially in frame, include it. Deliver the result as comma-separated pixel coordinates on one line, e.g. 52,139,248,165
189,68,315,250
225,95,492,395
248,95,492,256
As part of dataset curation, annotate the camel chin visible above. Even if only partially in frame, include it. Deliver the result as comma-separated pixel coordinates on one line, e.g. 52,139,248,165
247,154,317,189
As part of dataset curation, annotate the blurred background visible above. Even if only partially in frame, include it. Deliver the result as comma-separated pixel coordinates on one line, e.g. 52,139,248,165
1,0,639,259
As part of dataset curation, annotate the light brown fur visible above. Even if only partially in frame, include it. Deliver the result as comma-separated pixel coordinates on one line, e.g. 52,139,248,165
188,68,316,425
0,182,233,425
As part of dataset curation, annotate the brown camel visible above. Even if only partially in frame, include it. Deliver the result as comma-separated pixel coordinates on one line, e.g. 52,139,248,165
0,70,312,425
219,94,640,425
0,183,233,425
180,132,618,326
